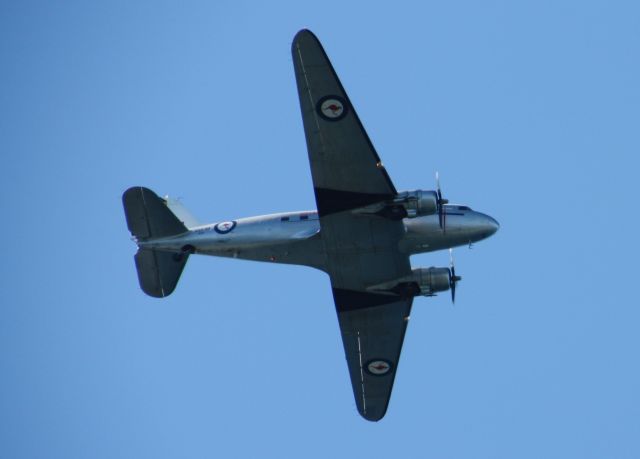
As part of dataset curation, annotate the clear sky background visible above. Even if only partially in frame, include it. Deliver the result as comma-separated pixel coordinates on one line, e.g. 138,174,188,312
1,1,639,458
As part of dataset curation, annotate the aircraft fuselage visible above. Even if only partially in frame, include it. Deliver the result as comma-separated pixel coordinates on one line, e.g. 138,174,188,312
139,204,499,272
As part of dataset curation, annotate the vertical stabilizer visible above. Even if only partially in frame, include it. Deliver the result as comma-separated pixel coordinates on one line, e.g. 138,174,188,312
164,196,201,229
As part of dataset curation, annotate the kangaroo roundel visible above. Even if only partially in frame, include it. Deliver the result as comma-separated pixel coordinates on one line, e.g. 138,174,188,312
317,95,348,121
214,221,236,234
366,359,393,376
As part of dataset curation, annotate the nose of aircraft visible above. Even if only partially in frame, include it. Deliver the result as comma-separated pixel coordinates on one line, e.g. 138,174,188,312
481,214,500,238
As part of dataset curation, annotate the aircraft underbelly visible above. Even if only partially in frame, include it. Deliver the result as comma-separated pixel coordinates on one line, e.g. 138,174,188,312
201,235,328,270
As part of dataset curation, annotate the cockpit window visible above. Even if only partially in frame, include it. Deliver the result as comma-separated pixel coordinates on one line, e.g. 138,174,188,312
457,206,471,211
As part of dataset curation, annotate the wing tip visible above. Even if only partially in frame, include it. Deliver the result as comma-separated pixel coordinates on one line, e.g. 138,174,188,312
294,28,315,39
359,405,389,422
292,28,321,51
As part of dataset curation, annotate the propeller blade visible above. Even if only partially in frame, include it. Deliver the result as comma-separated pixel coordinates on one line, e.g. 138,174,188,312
448,248,461,304
435,172,447,232
451,276,456,303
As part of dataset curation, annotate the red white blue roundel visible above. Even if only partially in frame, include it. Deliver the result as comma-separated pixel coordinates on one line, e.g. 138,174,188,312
214,221,236,234
365,359,393,376
316,95,348,121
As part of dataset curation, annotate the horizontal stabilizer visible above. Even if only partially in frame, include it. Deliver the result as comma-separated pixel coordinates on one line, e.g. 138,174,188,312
123,187,187,240
123,186,190,298
135,249,188,298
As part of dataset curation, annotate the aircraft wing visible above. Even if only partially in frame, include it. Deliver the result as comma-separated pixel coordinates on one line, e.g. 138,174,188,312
291,29,398,217
330,249,414,422
292,29,413,421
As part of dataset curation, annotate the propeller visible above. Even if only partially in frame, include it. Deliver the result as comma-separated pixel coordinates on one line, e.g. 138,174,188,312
448,248,462,303
435,172,449,232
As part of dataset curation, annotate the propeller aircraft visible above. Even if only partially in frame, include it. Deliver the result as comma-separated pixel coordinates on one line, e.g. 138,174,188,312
122,29,499,421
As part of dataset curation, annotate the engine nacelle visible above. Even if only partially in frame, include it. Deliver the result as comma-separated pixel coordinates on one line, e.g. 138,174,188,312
395,190,438,218
350,189,439,220
366,267,452,297
410,267,451,296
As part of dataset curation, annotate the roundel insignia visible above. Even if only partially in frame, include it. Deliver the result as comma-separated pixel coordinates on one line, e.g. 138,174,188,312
365,359,393,376
214,221,236,234
316,95,348,121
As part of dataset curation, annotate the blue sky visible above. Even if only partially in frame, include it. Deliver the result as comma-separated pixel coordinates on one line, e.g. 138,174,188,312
1,1,639,458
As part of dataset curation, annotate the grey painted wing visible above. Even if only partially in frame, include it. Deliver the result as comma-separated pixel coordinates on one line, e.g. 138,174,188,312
292,29,414,421
333,290,413,422
291,29,397,217
322,212,414,422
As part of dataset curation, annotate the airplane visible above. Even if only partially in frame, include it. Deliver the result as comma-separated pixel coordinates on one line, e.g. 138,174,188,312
122,29,499,422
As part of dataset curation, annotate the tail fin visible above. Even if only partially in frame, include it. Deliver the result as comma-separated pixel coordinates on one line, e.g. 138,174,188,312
164,196,201,229
122,187,189,298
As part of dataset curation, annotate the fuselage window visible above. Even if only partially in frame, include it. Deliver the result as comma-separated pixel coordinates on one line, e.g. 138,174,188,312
281,216,290,222
300,215,309,220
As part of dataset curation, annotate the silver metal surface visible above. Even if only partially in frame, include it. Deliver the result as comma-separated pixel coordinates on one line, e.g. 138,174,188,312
141,208,498,264
396,190,439,217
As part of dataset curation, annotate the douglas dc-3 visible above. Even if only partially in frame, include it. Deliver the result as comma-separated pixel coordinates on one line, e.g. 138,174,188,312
123,29,499,421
